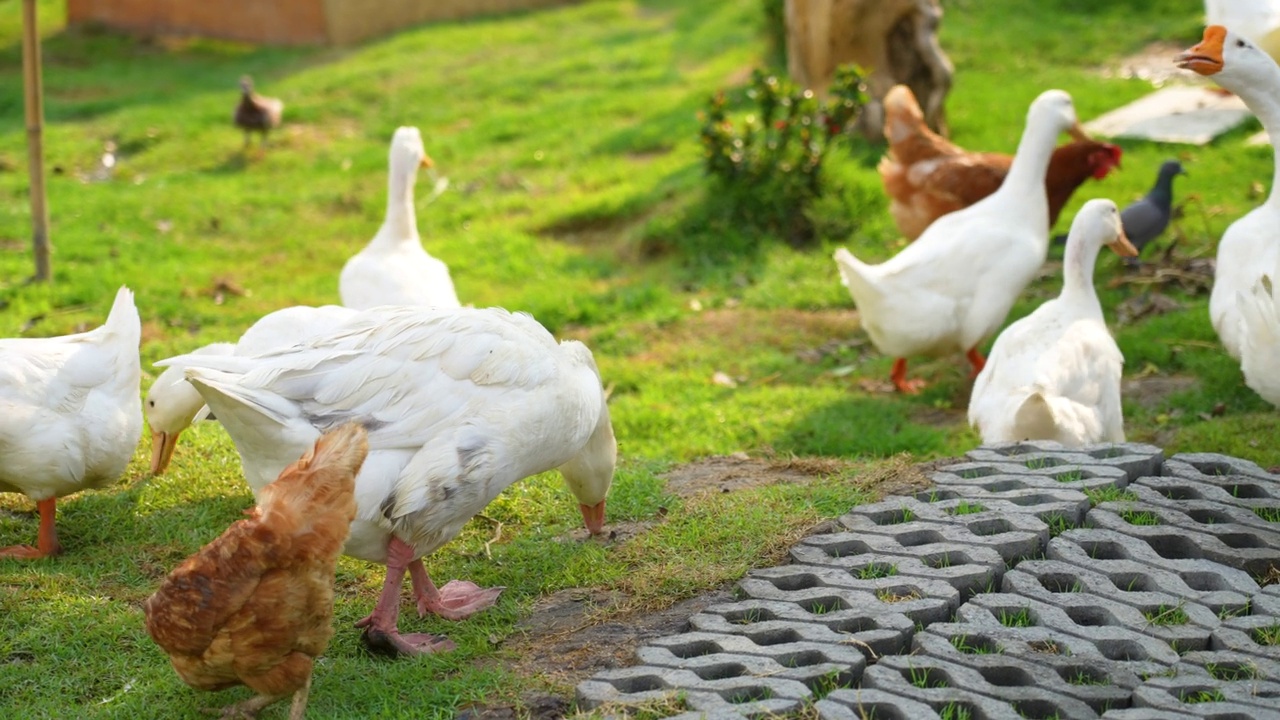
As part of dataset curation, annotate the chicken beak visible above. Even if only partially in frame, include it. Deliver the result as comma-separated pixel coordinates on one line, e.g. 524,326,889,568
1108,229,1139,258
1177,26,1226,76
420,155,435,169
150,430,180,475
579,500,607,535
1066,121,1091,143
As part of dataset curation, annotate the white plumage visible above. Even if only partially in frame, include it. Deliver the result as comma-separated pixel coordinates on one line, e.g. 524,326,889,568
339,126,461,311
968,200,1135,447
1237,252,1280,407
1178,27,1280,360
157,305,615,656
145,304,357,474
0,286,143,558
833,89,1089,393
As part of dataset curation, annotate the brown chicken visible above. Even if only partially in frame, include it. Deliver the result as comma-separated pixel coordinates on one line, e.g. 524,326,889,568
878,84,1123,240
144,423,367,720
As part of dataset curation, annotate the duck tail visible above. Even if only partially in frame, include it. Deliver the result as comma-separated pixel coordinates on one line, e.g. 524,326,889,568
101,285,141,345
832,247,883,308
1012,390,1061,442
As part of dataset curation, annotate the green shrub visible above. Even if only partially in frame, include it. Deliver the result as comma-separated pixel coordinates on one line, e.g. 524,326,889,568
698,66,867,244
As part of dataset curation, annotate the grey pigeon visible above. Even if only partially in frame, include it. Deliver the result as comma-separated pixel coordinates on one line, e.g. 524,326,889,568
1052,160,1186,268
1118,160,1185,267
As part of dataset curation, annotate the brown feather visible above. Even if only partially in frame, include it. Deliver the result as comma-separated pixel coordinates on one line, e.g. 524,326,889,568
144,424,366,712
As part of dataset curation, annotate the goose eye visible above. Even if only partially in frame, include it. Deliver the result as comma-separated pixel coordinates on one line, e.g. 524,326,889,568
1237,39,1247,48
148,399,156,407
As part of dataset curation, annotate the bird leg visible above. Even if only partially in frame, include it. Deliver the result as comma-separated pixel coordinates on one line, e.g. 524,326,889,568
201,693,282,719
286,674,311,720
355,537,456,657
409,557,505,621
966,348,987,378
0,498,62,559
890,358,926,394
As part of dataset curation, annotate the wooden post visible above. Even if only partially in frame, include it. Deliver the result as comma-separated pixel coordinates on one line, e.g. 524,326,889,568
22,0,51,283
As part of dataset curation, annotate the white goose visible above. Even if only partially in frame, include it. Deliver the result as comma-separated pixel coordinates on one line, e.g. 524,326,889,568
968,199,1136,446
157,306,616,656
1237,251,1280,407
339,126,461,311
146,304,356,474
834,89,1088,393
1178,26,1280,360
0,286,142,558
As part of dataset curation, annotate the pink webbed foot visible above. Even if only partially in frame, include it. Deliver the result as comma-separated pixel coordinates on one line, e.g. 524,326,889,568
415,579,505,621
358,623,457,657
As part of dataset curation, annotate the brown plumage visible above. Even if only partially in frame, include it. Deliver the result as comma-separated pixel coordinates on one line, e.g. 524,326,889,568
234,75,284,148
144,423,366,720
878,84,1123,241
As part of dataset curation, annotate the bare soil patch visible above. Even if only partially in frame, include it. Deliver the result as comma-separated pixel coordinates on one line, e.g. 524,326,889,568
462,452,940,717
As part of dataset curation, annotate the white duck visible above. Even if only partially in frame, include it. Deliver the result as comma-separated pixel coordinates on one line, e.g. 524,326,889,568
1178,26,1280,360
339,126,461,311
968,199,1137,446
146,304,356,474
0,286,142,558
157,306,616,656
1237,251,1280,407
834,89,1089,393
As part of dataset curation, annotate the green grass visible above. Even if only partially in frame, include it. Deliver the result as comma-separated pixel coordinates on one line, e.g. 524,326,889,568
1144,604,1190,626
1253,623,1280,645
1085,486,1140,506
998,607,1036,628
1121,509,1162,526
1,0,1277,716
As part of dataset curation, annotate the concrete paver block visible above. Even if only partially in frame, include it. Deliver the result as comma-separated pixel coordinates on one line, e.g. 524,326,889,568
931,460,1129,495
575,665,810,715
794,530,1006,599
687,600,915,660
1048,529,1260,609
965,441,1163,482
913,485,1093,528
736,566,954,626
832,511,1049,565
1002,558,1245,623
1130,673,1280,718
1000,564,1220,653
862,655,1100,719
1165,454,1280,485
910,629,1133,712
633,644,863,697
1123,479,1280,532
816,688,944,720
1085,504,1280,580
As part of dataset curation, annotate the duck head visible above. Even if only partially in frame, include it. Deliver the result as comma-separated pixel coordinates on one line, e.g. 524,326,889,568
1072,198,1137,258
389,126,434,178
1029,89,1089,142
1178,25,1280,88
145,364,206,475
145,342,234,474
557,385,617,536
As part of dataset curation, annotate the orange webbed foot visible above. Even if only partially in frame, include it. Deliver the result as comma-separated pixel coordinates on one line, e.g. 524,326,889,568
890,358,927,394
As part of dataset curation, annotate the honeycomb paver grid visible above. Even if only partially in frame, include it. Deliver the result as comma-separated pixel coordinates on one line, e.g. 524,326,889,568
574,442,1280,718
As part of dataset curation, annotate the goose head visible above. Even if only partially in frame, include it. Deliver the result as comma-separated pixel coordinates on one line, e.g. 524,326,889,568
558,393,616,535
1067,198,1136,259
145,342,234,474
1178,25,1280,91
389,126,434,181
1027,89,1089,142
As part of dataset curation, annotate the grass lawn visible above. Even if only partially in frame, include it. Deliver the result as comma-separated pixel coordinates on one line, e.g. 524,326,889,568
0,0,1275,717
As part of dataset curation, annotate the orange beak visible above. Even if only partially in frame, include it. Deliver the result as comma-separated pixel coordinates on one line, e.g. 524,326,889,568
420,155,434,169
1177,26,1226,76
1108,228,1138,257
1066,121,1091,143
150,429,180,475
579,500,606,535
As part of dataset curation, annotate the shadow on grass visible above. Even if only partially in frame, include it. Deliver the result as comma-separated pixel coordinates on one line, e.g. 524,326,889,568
774,395,953,458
